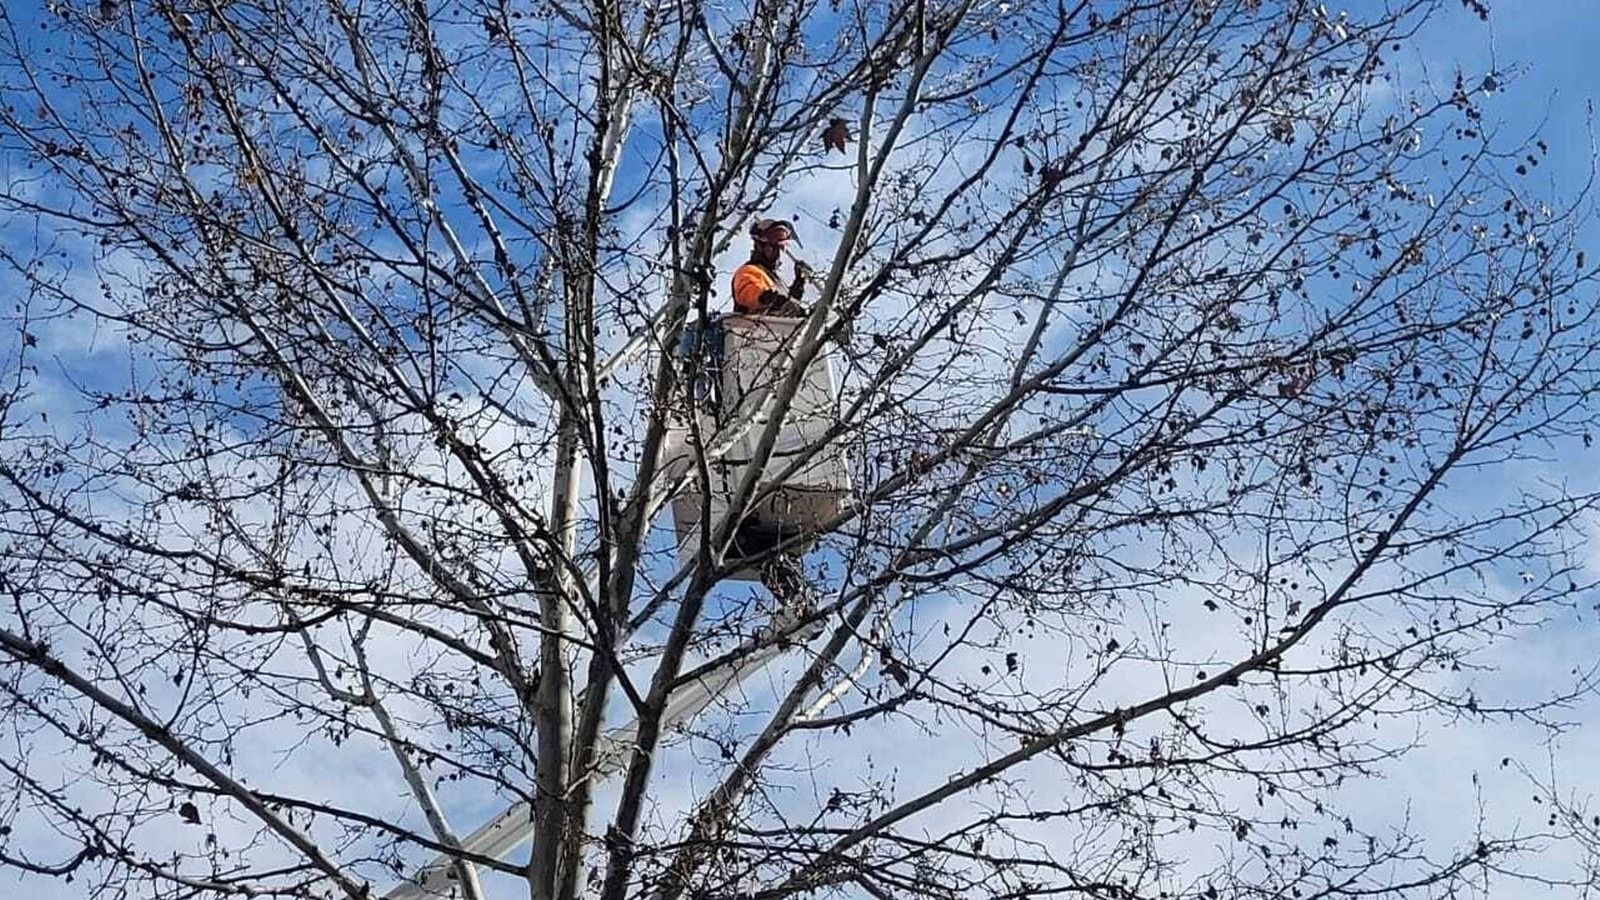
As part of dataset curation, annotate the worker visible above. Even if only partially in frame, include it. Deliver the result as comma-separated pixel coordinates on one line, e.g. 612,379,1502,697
731,218,812,316
726,218,817,610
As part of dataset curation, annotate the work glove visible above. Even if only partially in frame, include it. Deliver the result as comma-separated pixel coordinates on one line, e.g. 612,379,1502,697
791,261,813,301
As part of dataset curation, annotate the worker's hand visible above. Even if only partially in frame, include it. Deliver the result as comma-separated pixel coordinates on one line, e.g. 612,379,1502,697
791,262,813,303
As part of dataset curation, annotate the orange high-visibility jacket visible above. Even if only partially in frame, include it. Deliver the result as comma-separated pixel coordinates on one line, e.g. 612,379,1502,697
731,261,787,313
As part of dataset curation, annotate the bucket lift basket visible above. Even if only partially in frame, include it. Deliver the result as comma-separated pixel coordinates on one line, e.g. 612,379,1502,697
660,314,851,579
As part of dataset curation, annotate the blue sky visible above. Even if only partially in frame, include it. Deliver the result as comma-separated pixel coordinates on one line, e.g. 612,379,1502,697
1329,2,1600,885
7,2,1600,898
1416,1,1600,199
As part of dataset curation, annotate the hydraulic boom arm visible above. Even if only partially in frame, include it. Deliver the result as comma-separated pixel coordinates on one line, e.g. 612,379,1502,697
384,609,825,900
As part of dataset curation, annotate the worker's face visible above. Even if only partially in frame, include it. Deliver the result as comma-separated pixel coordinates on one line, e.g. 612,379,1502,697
754,236,786,265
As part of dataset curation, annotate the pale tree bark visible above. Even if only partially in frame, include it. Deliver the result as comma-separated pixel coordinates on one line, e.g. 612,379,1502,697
3,2,1600,899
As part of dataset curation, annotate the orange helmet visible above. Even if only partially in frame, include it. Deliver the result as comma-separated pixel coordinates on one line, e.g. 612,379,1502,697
750,218,801,248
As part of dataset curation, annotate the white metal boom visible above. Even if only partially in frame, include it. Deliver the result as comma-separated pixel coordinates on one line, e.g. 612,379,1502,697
383,608,825,900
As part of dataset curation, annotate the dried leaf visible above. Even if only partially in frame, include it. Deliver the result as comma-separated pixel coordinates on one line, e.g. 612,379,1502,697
822,117,851,154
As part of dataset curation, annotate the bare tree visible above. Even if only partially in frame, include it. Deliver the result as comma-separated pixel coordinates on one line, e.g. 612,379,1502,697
0,0,1597,898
